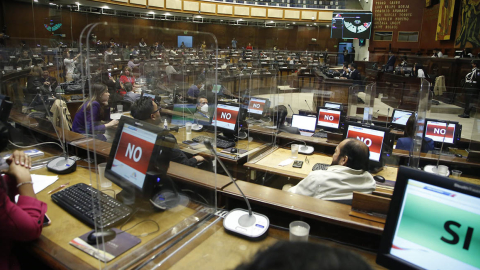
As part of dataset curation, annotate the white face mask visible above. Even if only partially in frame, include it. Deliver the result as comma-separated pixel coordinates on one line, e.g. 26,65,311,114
201,104,209,113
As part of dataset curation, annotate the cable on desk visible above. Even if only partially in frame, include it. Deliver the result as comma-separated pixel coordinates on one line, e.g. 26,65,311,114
9,140,63,150
181,189,208,204
116,209,160,238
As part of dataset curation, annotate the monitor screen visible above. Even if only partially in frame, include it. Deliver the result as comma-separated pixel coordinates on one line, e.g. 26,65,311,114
346,125,386,162
212,104,239,131
177,36,193,48
317,108,341,129
324,102,342,110
388,178,480,269
391,110,413,126
143,93,156,99
212,85,222,93
171,104,196,126
292,115,317,133
111,123,157,189
248,98,267,115
331,12,373,39
424,120,456,144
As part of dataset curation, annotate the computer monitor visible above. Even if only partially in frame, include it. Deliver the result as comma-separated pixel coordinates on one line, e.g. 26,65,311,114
171,104,196,126
377,166,480,270
211,102,246,138
317,106,344,133
247,97,270,118
344,121,393,171
423,118,462,146
390,109,414,128
291,114,317,136
105,116,173,199
323,101,343,110
143,93,156,99
212,84,222,93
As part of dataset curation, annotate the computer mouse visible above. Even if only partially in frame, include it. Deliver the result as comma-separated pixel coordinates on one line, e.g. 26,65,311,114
373,175,386,183
455,153,463,158
86,229,116,245
230,148,238,153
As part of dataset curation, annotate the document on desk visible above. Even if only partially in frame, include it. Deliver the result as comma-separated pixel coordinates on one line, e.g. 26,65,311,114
278,158,294,167
14,174,58,202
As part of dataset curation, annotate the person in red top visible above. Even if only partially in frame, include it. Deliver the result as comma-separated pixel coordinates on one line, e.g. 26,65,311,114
246,43,253,50
0,151,47,270
118,67,136,96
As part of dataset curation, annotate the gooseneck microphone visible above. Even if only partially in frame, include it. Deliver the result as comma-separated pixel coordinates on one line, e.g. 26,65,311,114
304,100,313,112
204,139,269,239
287,104,295,115
184,106,202,130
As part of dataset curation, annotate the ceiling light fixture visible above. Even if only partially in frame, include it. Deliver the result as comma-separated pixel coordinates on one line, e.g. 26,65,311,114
102,5,109,9
165,13,171,15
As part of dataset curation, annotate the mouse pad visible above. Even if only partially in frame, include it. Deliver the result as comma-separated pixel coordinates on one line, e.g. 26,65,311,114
69,228,141,262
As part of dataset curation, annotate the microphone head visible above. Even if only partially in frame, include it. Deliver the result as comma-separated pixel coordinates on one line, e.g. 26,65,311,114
203,139,213,150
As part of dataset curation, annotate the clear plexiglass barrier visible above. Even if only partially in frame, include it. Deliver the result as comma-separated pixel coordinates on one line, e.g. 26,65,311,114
2,28,480,269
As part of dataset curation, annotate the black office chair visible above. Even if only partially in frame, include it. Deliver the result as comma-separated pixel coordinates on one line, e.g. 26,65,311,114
119,100,132,111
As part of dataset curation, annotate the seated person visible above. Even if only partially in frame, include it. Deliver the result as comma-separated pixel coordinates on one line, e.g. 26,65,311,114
72,83,118,141
123,82,140,103
396,114,434,153
16,50,32,69
234,241,373,270
288,138,375,201
412,63,427,78
118,67,136,96
41,68,58,91
187,81,203,99
193,96,211,123
131,97,205,167
347,63,361,81
1,151,47,270
339,63,349,78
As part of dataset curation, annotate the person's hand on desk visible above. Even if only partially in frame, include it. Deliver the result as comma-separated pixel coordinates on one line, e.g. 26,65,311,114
194,155,205,163
3,151,35,198
6,150,32,169
105,119,119,128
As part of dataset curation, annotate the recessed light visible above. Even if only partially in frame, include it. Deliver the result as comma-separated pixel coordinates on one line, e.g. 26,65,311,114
149,11,155,14
293,22,295,24
102,5,109,9
49,2,57,5
270,21,274,23
220,19,224,21
165,13,171,15
238,19,243,21
196,15,202,18
314,23,316,25
75,2,80,5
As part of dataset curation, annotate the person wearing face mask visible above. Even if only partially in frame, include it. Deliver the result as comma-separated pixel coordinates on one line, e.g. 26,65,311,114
288,138,375,201
131,97,205,166
72,83,118,141
194,96,211,124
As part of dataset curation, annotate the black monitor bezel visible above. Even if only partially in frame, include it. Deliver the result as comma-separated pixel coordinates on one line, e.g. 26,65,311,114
316,106,344,133
390,109,414,127
343,121,393,168
323,101,344,111
423,118,461,146
377,166,480,270
246,96,270,118
291,114,317,133
105,116,172,198
212,101,246,134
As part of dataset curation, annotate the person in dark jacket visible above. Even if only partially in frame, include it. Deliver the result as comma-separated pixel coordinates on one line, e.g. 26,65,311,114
130,97,205,167
396,114,434,153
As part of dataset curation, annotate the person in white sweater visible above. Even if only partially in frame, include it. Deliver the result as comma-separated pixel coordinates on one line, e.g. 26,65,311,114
288,138,376,201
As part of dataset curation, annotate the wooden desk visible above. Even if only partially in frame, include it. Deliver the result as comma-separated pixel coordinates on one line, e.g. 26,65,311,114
165,219,385,270
244,148,399,182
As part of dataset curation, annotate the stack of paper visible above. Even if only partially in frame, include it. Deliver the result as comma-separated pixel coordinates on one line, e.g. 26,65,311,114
31,174,59,194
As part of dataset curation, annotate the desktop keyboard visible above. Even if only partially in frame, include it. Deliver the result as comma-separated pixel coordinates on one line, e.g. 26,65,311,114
312,163,330,171
430,149,455,157
312,132,328,138
51,183,133,229
193,135,236,149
